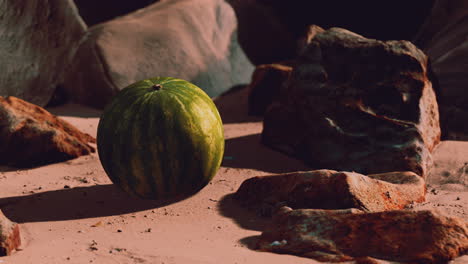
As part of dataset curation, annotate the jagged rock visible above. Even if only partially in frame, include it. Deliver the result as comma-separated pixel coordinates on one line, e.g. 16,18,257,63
63,0,254,109
0,0,86,107
73,0,159,26
0,209,20,256
257,207,468,263
247,62,293,116
413,0,468,140
262,28,440,177
234,170,425,216
0,96,96,168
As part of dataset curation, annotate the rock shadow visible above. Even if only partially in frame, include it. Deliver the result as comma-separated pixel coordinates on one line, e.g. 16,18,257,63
214,85,263,124
222,133,309,173
0,184,190,223
217,193,270,232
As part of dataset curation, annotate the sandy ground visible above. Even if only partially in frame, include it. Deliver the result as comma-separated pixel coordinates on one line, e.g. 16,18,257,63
0,88,467,264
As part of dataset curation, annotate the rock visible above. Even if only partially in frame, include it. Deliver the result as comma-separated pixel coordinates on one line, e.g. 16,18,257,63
63,0,254,109
73,0,159,26
262,28,441,177
234,170,426,216
0,96,96,168
413,0,468,140
247,62,293,116
0,0,86,107
257,207,468,263
0,209,20,256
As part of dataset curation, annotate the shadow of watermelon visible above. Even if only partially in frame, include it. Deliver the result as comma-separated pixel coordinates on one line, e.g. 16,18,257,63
0,184,190,223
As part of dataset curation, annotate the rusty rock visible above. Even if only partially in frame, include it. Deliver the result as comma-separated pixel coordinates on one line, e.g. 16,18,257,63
257,207,468,263
0,96,96,168
234,170,425,216
0,209,20,256
262,27,440,177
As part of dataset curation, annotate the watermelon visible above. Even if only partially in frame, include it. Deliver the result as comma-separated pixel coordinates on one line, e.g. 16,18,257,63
97,77,224,200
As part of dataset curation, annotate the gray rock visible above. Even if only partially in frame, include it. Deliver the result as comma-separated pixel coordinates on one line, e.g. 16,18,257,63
63,0,254,109
262,28,440,177
257,207,468,263
234,170,426,216
414,0,468,140
0,0,86,106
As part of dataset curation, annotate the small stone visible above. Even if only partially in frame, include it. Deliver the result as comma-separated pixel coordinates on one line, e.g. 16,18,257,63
0,210,21,256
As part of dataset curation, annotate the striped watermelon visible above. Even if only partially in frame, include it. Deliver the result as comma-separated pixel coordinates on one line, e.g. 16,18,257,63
97,77,224,200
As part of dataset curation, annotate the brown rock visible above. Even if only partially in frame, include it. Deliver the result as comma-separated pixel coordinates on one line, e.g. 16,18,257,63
262,27,440,177
247,62,293,116
0,209,20,256
0,96,96,168
257,207,468,263
413,0,468,140
234,170,425,216
0,0,86,106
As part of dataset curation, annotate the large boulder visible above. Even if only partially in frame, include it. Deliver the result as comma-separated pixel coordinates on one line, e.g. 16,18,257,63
413,0,468,140
235,170,426,216
0,96,96,168
63,0,254,109
262,28,440,177
0,0,86,107
257,207,468,263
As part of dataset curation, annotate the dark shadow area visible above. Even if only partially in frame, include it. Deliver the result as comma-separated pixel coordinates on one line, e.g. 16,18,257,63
73,0,160,26
0,166,25,173
0,184,189,223
46,103,102,118
239,236,262,250
222,133,309,173
229,0,435,65
214,85,263,124
217,193,270,232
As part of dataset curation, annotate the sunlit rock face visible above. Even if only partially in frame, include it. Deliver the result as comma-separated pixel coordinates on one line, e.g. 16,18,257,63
414,0,468,140
63,0,254,109
262,28,440,177
0,0,86,107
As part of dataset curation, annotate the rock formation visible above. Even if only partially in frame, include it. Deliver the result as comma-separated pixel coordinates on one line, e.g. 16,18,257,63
262,28,440,177
257,207,468,263
0,96,95,168
0,0,86,106
235,170,426,216
63,0,254,109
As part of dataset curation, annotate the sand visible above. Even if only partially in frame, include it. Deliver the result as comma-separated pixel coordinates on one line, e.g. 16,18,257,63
0,88,467,264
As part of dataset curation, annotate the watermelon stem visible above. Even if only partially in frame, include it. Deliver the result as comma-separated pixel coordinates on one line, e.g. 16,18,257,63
152,84,162,90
